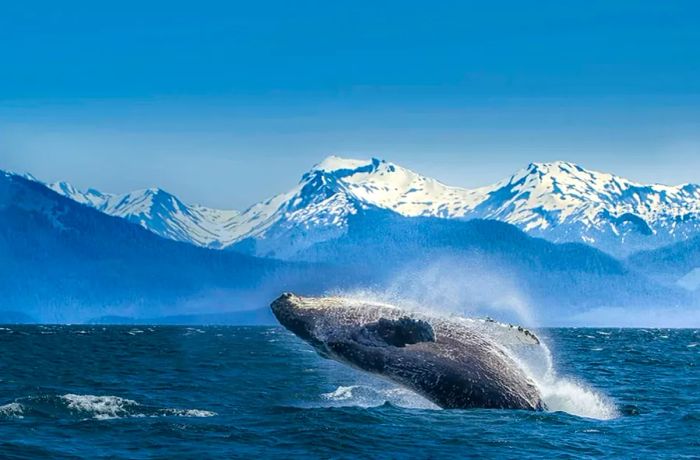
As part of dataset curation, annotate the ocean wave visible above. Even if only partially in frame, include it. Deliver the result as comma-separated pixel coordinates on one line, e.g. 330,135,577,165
0,402,25,419
0,394,216,421
62,394,142,420
321,385,439,410
161,408,218,417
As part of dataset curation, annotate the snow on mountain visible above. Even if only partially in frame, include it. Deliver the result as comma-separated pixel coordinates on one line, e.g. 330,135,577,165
468,161,700,255
225,156,700,257
45,181,240,248
48,181,108,208
15,156,700,257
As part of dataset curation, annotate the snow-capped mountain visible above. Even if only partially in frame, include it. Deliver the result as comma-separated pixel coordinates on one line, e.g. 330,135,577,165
45,181,240,248
465,161,700,255
223,156,700,257
21,156,700,257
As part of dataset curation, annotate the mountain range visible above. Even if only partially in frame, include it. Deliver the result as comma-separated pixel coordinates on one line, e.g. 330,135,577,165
36,156,700,258
3,158,700,325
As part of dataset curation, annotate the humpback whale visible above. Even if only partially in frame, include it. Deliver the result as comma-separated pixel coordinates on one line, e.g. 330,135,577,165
271,293,545,411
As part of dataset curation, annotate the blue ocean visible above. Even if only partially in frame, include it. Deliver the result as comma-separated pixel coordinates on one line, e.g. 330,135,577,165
0,326,698,459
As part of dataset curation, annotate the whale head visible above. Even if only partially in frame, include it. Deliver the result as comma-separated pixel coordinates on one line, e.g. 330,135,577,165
270,293,323,346
271,292,435,356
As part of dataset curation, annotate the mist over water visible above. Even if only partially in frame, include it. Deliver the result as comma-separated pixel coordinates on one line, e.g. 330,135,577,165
334,254,700,330
387,257,538,325
332,256,538,326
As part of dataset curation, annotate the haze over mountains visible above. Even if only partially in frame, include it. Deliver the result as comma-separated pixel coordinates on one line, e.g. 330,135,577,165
3,157,700,325
38,156,700,258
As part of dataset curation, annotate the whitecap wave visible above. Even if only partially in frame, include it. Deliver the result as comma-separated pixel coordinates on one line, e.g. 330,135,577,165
61,394,217,420
0,394,216,421
62,394,142,420
160,408,218,417
0,402,24,419
321,385,439,410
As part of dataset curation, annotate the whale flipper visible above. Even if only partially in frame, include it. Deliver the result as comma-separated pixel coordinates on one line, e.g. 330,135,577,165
352,317,435,348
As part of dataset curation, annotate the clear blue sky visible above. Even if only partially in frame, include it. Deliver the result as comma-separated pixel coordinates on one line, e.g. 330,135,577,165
1,0,699,209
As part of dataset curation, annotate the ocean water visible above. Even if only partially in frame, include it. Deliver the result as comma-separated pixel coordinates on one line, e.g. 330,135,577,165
0,326,698,459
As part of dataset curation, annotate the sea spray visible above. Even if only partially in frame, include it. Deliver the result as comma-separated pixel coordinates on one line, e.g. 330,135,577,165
380,256,540,325
499,339,618,420
320,385,439,410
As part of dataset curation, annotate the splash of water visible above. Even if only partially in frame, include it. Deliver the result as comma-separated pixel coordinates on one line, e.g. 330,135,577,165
502,340,618,420
321,385,439,410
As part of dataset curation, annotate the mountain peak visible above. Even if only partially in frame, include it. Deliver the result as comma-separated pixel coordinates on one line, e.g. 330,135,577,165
308,156,387,180
132,187,168,198
507,161,612,191
51,181,80,195
1,170,39,182
312,155,378,172
524,161,587,176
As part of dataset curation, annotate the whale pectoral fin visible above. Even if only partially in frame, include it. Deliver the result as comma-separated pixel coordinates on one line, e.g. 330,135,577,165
352,317,435,348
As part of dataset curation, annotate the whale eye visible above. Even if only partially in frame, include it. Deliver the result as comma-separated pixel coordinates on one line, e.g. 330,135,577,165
354,317,435,348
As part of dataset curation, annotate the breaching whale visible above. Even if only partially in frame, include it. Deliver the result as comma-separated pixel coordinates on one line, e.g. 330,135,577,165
271,293,545,411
